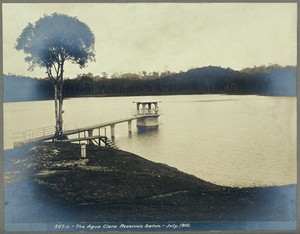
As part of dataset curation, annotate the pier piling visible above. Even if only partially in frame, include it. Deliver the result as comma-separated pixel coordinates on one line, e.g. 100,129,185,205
128,120,132,135
88,129,93,144
110,124,115,140
81,143,86,158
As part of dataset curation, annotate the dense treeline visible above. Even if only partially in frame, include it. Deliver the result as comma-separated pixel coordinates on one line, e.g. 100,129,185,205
3,65,296,102
3,75,53,102
62,65,296,97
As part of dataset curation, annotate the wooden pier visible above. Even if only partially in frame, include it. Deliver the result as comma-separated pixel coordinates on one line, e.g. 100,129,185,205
13,101,161,148
13,114,159,148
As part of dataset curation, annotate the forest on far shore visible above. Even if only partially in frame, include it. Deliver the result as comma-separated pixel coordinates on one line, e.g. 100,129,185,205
3,65,296,102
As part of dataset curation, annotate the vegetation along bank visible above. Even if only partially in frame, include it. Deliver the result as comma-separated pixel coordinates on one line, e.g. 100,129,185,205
4,65,296,102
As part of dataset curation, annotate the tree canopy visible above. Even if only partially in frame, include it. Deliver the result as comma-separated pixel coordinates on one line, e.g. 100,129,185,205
16,13,95,74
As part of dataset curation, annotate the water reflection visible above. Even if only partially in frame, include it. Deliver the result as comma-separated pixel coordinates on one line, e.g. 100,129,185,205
137,127,159,136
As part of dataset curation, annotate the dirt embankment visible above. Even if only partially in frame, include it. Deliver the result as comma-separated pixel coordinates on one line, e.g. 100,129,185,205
4,142,296,222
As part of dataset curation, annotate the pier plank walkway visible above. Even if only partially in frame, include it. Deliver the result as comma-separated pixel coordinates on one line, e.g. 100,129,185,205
62,116,140,135
13,114,159,148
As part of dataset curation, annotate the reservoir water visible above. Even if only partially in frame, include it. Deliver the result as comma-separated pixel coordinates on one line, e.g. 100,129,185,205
4,94,296,187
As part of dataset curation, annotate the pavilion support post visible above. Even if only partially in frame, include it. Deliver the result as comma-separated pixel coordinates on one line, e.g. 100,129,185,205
142,104,146,115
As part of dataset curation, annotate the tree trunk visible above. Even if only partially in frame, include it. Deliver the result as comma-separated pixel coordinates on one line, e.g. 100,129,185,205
57,83,64,138
53,80,64,139
54,85,60,139
51,61,65,140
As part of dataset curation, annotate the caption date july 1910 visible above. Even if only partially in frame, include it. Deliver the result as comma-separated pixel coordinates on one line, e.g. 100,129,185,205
53,222,191,231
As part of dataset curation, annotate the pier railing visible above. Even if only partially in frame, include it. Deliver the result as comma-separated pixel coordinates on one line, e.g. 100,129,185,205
13,120,99,142
13,125,56,142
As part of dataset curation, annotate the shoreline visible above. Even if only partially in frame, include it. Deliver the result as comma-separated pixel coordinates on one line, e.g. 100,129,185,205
4,142,296,223
3,92,296,103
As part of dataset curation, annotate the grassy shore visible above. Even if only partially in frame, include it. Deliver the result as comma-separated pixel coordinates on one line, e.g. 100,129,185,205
4,142,296,223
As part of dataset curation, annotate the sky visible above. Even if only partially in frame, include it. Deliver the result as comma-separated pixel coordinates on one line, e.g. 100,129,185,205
3,3,297,78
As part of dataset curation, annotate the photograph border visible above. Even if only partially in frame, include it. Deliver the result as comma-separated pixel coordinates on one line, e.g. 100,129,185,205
0,0,298,233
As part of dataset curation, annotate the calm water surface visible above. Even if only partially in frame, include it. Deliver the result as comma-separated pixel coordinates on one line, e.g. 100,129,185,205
4,94,296,187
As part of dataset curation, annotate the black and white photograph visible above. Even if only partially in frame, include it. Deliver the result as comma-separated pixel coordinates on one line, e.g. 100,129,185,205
2,2,297,233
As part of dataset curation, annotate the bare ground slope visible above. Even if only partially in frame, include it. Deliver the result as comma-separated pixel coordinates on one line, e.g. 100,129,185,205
4,142,296,222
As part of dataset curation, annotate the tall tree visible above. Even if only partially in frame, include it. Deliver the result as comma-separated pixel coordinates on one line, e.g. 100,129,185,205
16,13,95,139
